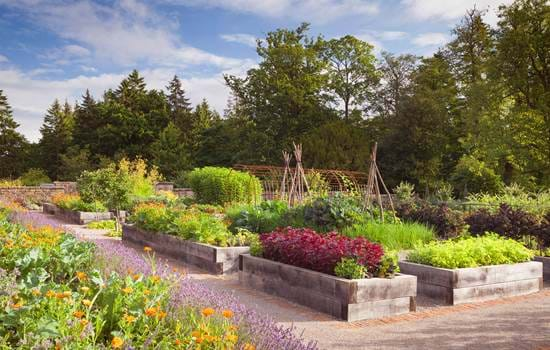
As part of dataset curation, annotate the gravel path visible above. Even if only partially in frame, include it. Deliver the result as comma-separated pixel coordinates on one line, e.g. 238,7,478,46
45,215,550,350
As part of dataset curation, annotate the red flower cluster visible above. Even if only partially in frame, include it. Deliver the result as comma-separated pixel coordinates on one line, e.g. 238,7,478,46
260,227,384,275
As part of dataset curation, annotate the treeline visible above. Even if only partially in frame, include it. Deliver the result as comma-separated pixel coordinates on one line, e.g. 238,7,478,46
0,0,548,196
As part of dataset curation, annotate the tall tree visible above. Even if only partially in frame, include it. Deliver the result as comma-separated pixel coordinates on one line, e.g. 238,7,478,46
495,0,550,186
38,100,74,179
321,35,379,120
151,122,191,179
166,75,194,140
225,23,336,162
0,90,28,178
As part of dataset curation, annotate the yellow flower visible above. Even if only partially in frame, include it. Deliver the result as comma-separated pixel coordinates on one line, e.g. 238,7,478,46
222,309,234,319
80,319,89,327
150,275,160,284
82,299,92,307
145,307,158,317
31,289,41,296
132,274,141,281
143,289,151,296
201,307,215,317
81,286,90,293
111,337,124,349
124,314,137,323
76,271,87,281
12,302,23,309
73,310,85,319
46,290,56,298
157,310,167,319
226,334,238,343
121,287,133,294
63,291,72,297
244,344,256,350
143,246,153,252
191,331,201,338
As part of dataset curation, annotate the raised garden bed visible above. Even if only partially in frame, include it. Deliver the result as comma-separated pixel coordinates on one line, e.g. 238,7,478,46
534,256,550,281
122,224,249,275
399,261,543,305
239,254,417,321
42,203,116,225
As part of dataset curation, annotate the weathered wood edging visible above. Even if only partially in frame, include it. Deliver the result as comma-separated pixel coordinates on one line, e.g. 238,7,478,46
122,224,249,275
399,261,543,305
534,256,550,281
239,254,417,321
42,203,114,225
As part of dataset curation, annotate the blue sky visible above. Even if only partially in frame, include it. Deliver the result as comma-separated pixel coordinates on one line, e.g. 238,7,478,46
0,0,512,141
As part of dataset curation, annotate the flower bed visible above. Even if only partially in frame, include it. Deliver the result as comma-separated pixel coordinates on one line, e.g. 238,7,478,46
400,235,542,304
123,224,249,274
240,227,416,321
4,205,317,350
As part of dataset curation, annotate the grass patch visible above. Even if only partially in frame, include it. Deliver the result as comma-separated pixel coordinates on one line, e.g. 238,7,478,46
342,221,435,251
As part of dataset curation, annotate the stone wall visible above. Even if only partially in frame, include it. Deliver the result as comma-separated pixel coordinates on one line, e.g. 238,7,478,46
0,186,65,205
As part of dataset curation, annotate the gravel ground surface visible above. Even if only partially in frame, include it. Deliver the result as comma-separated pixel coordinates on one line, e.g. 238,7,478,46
45,214,550,350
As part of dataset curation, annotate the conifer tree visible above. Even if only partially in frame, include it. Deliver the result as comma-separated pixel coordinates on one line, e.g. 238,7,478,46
0,90,27,178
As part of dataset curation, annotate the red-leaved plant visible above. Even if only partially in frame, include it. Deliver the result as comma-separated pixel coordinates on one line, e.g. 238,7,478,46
259,227,384,276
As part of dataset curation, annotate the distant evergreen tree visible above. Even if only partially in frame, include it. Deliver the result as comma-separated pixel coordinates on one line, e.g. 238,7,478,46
38,99,74,179
151,122,192,179
0,90,28,178
166,75,193,140
115,69,146,108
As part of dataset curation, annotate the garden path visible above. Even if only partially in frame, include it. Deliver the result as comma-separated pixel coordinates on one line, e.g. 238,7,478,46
43,213,550,350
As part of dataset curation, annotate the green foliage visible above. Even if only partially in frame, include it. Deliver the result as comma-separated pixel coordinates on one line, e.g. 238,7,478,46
334,257,366,279
0,89,28,179
171,210,233,247
303,194,364,232
18,168,50,186
394,181,415,202
151,123,191,180
187,167,262,205
118,158,161,200
53,193,107,212
408,234,534,268
466,184,550,216
77,166,131,211
342,221,435,251
225,200,288,234
451,155,504,196
374,253,399,278
86,220,120,237
305,171,329,198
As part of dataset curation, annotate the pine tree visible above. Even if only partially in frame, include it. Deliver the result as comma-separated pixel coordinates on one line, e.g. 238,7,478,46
38,99,74,179
115,69,146,107
166,75,193,139
151,122,192,179
73,89,99,151
0,90,28,178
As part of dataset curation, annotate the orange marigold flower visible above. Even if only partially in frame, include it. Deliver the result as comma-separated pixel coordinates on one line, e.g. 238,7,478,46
80,319,89,327
201,307,215,317
46,290,55,298
12,302,23,309
124,314,137,323
145,307,158,317
191,331,201,338
244,344,256,350
121,287,133,294
31,289,41,296
82,299,92,307
222,309,234,318
132,274,141,281
111,337,124,349
174,339,181,346
143,246,153,252
150,275,160,284
226,334,238,343
76,271,87,281
143,289,151,296
73,310,85,319
157,311,167,319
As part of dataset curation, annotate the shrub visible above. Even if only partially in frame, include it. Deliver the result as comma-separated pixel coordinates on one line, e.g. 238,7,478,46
225,200,289,234
397,202,465,238
334,257,366,279
18,168,50,186
467,184,550,216
451,155,504,195
52,193,107,212
303,194,364,232
129,202,173,233
118,157,161,199
187,167,262,205
466,204,539,240
171,210,233,247
408,234,534,268
78,165,131,211
259,227,385,277
342,221,435,250
393,181,415,203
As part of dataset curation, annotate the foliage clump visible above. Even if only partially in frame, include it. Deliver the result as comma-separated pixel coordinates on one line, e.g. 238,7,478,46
187,167,262,205
408,234,534,268
397,202,465,238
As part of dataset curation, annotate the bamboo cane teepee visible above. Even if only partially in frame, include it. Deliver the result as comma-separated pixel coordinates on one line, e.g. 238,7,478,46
279,151,292,201
288,143,309,206
364,142,395,222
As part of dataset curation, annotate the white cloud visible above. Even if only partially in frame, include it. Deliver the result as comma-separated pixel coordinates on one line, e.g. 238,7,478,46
220,34,257,48
412,32,448,47
165,0,378,23
401,0,515,26
1,0,246,69
0,54,8,63
376,31,408,41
